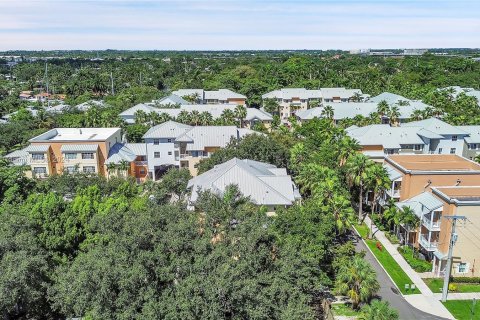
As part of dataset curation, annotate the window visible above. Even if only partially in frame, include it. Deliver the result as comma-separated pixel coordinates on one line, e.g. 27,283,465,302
81,153,94,160
168,151,172,156
31,153,45,160
65,166,77,174
438,148,443,154
191,151,199,157
154,152,160,158
167,139,172,143
33,167,47,174
452,135,458,141
64,153,77,160
139,168,146,174
83,166,95,173
138,155,146,161
469,144,477,150
450,148,456,154
203,151,208,157
457,262,469,274
414,145,423,151
153,139,160,145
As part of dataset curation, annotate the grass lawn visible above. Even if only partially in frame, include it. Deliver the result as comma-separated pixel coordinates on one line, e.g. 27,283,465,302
331,304,361,317
424,278,480,293
354,223,420,295
442,300,480,320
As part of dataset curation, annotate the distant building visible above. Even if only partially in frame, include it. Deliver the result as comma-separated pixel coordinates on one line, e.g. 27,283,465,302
171,89,247,105
187,158,301,213
403,49,428,56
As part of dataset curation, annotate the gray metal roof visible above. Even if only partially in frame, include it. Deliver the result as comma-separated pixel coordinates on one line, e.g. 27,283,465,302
262,88,322,100
153,94,189,106
143,121,192,139
106,143,137,164
395,192,444,218
60,144,99,152
403,118,469,136
188,158,300,206
183,126,240,151
125,143,146,156
24,144,50,152
4,148,29,165
384,164,403,180
458,126,480,143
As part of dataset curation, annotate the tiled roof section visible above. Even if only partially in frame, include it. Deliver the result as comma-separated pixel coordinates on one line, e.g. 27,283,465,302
60,144,99,152
188,158,301,206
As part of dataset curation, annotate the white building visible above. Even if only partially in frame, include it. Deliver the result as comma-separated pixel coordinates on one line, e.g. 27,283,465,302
171,89,247,105
143,121,257,178
187,158,301,213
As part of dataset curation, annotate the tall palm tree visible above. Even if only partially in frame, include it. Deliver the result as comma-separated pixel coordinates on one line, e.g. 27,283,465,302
190,110,201,126
106,162,118,179
321,105,334,120
400,207,419,246
411,109,424,121
346,153,374,222
220,109,236,125
335,256,380,309
338,137,360,166
234,105,247,128
158,112,172,124
199,111,213,126
134,110,148,125
388,105,401,126
376,100,389,118
360,299,399,320
118,160,130,178
176,110,191,124
365,164,391,217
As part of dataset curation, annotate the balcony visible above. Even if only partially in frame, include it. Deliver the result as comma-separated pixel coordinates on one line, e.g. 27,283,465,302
30,158,48,164
422,217,441,231
135,161,148,166
385,189,401,198
419,235,438,251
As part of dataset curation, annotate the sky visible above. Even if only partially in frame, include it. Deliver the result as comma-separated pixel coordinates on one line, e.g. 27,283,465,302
0,0,479,50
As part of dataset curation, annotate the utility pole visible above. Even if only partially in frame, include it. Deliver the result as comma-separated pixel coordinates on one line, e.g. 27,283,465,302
441,215,467,302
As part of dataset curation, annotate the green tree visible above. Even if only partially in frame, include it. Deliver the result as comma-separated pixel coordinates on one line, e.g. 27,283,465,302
360,299,399,320
346,153,374,222
234,104,247,128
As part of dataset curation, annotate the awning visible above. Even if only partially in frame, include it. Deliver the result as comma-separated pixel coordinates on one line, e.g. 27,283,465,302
24,144,50,152
61,144,99,152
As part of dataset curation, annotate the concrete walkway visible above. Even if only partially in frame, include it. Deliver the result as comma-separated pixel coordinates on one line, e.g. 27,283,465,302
362,216,455,319
433,292,480,300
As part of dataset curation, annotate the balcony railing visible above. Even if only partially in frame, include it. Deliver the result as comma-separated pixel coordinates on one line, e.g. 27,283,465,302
30,158,47,163
135,161,148,166
422,217,441,230
386,189,401,198
419,235,438,251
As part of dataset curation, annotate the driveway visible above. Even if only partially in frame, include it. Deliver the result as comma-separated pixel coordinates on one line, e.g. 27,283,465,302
354,234,450,320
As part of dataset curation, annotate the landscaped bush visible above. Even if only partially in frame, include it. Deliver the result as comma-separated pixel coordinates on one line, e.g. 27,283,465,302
450,277,480,284
385,232,400,244
398,246,432,272
448,283,458,292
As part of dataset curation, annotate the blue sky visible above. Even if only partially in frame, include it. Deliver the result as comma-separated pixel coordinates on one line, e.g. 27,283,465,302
0,0,479,50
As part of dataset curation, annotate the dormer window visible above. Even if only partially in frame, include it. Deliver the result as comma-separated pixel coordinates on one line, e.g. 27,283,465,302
452,135,458,141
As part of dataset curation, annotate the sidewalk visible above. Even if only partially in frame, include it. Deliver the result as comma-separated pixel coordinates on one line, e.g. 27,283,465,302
362,216,455,319
433,292,480,300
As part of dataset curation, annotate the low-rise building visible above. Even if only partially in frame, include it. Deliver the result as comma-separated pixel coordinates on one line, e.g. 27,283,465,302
187,158,301,213
143,121,257,178
105,143,148,183
457,125,480,160
5,128,122,178
172,89,247,105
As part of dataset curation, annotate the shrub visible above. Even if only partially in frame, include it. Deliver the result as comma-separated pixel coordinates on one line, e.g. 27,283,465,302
448,283,458,292
450,277,480,284
385,232,400,244
398,246,432,272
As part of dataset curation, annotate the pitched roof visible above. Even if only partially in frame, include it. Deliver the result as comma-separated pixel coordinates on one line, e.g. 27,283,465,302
106,143,137,164
187,158,300,206
24,144,50,152
396,192,444,218
262,88,323,100
403,118,468,136
458,126,480,143
347,124,442,149
321,87,362,99
143,121,192,139
153,94,189,106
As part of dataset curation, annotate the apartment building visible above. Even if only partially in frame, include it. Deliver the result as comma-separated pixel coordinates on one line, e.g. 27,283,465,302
383,155,480,274
171,89,247,105
119,104,272,129
105,142,148,183
5,128,122,178
346,124,443,160
457,125,480,160
142,121,256,178
187,158,301,213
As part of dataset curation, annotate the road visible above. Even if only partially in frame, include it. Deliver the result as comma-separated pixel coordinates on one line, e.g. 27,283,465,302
354,234,449,320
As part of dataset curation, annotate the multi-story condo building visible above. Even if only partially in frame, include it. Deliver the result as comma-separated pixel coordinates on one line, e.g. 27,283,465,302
5,128,122,178
142,121,256,178
457,125,480,160
346,124,443,160
119,104,273,129
403,118,468,156
382,154,480,277
105,142,148,183
171,89,247,105
262,87,363,122
187,158,301,214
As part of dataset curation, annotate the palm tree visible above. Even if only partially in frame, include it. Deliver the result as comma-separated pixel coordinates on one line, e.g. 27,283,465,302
176,110,191,124
134,110,148,125
234,105,247,128
190,110,201,126
263,98,280,115
338,137,360,166
199,111,213,126
411,109,424,121
346,153,374,222
220,109,236,125
365,164,390,217
352,92,363,102
400,207,419,246
321,105,334,120
360,299,399,320
397,99,410,106
376,100,389,118
335,256,380,309
158,112,172,124
388,105,401,126
106,162,118,179
118,160,130,178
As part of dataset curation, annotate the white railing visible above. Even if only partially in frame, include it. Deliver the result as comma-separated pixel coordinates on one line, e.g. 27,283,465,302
135,161,148,166
422,217,441,230
419,235,438,251
386,189,401,198
30,158,47,163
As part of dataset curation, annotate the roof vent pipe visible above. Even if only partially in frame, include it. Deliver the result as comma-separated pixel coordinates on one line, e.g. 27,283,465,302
456,179,461,186
424,179,432,191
